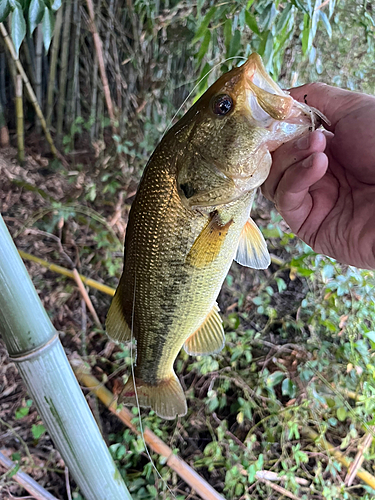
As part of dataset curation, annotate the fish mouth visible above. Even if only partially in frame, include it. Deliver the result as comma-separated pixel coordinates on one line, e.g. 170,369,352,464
241,53,313,126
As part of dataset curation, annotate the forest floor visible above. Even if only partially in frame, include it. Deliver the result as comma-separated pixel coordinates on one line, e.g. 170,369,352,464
1,142,375,500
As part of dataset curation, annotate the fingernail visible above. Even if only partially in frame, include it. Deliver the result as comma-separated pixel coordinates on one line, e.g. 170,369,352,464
296,135,310,150
302,155,313,168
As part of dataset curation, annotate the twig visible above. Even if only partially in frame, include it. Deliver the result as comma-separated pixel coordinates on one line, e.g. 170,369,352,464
0,450,59,500
64,466,72,500
18,250,115,296
72,268,102,328
212,413,246,449
257,476,301,500
71,359,226,500
256,470,309,486
302,426,375,489
345,426,375,486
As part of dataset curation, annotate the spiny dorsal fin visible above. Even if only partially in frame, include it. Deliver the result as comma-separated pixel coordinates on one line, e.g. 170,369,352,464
184,303,225,356
186,212,233,269
120,372,187,420
106,291,132,343
235,218,270,269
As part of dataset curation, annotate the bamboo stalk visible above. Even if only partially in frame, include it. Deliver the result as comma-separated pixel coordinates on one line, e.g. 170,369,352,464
15,75,24,166
18,250,116,296
0,23,63,162
72,360,226,500
0,215,132,500
56,0,72,144
85,0,117,133
0,98,9,146
35,24,43,133
67,0,81,130
46,7,63,128
302,427,375,489
0,450,59,500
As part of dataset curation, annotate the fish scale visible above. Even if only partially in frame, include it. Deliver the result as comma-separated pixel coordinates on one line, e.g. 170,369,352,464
106,53,319,419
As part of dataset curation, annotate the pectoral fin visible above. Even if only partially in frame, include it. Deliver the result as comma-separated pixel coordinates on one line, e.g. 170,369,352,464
186,212,233,269
235,218,270,269
106,290,132,342
184,304,225,356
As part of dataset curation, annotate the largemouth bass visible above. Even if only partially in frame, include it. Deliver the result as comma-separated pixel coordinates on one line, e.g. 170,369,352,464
106,53,319,419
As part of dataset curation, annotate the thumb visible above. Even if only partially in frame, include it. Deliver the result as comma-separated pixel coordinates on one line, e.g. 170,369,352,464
289,83,370,133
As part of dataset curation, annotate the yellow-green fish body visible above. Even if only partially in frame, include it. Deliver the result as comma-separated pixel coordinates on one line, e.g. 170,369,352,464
107,54,318,419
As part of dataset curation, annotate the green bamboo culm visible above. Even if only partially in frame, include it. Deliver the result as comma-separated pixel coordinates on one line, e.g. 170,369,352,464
15,75,24,166
0,214,133,500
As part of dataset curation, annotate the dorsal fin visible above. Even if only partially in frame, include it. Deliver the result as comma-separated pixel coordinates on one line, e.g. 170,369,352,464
235,218,270,269
184,304,225,356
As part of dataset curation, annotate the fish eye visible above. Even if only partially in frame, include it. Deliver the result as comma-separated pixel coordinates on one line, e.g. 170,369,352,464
212,94,233,116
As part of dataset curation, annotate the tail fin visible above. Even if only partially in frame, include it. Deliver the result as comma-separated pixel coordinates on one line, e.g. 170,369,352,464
120,372,187,420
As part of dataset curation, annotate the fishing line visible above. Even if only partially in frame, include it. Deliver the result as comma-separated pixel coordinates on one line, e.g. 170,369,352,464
162,56,248,138
130,273,177,500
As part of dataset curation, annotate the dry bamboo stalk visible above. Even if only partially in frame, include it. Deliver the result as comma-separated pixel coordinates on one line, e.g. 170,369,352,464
0,450,59,500
90,47,99,141
72,268,102,328
15,75,24,166
46,7,63,127
85,0,117,133
67,0,81,129
257,477,301,500
0,99,9,146
0,23,63,162
35,24,43,133
56,0,72,143
18,249,285,301
345,426,375,486
72,360,226,500
302,426,375,489
18,250,116,296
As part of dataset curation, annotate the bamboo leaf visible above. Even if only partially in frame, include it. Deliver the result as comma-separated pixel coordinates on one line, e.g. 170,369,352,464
319,11,332,38
191,6,216,43
245,10,260,35
51,0,61,10
28,0,44,34
11,2,26,56
257,29,269,57
301,13,310,54
276,3,292,33
223,18,231,54
328,0,336,19
291,0,308,13
42,6,54,51
0,0,11,23
197,29,210,63
228,28,241,58
263,31,274,64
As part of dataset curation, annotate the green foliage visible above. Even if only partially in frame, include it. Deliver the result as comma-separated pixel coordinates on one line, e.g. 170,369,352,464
0,0,59,55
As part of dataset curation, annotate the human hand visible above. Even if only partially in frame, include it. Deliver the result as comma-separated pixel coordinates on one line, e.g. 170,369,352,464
262,83,375,269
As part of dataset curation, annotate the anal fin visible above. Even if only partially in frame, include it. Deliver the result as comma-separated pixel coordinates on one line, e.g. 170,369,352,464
235,218,270,269
184,303,225,356
186,211,233,269
106,291,132,343
120,372,187,420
